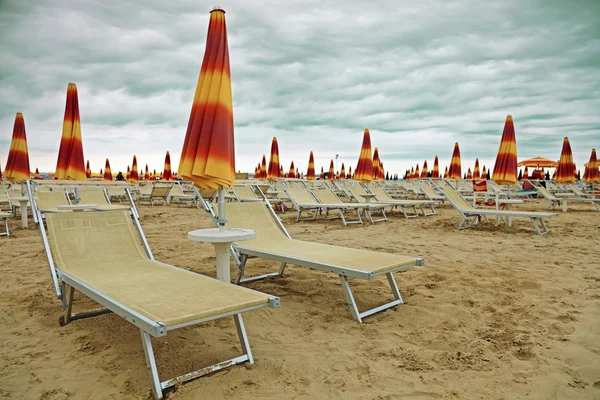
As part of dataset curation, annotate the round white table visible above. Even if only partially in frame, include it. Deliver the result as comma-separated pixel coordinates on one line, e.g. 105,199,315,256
11,196,34,228
188,227,256,283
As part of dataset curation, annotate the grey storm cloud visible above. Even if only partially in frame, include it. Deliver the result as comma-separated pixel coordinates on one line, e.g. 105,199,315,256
1,0,599,175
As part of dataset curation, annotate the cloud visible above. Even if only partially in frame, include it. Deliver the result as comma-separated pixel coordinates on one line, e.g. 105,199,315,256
1,0,599,175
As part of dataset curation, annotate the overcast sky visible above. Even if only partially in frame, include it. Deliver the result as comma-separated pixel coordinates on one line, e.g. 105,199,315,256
1,0,599,175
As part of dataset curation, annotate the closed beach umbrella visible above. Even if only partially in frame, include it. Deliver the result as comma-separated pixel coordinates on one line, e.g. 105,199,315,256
267,137,280,181
55,83,86,180
4,113,31,182
126,166,131,181
34,168,40,179
555,137,576,183
481,165,486,179
431,155,440,178
492,115,518,185
414,163,420,180
339,163,345,180
319,167,324,180
86,160,91,178
420,160,428,178
162,151,172,181
443,166,448,179
347,166,352,179
466,168,472,180
260,155,267,179
523,166,529,180
354,128,374,183
279,165,283,178
144,164,150,180
409,167,414,180
583,149,599,183
130,155,139,183
328,159,335,180
288,161,295,178
372,148,382,181
473,158,480,179
104,159,112,181
448,142,462,180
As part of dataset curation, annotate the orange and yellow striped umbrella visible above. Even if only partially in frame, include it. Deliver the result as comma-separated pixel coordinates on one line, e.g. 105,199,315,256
279,165,283,178
466,168,472,180
162,151,172,181
267,137,280,181
448,142,462,180
555,137,576,183
320,166,325,180
55,83,86,180
347,166,352,179
583,148,599,183
443,166,448,179
431,156,439,178
409,166,414,180
380,162,384,180
130,155,139,183
473,158,480,179
339,163,346,180
306,151,316,180
328,159,335,180
85,160,91,178
288,161,295,178
372,148,382,181
355,128,374,183
522,166,529,180
104,159,112,181
420,160,428,178
260,155,267,179
481,165,487,179
178,8,236,189
126,166,131,181
34,168,40,179
4,113,31,182
492,115,518,185
414,163,420,180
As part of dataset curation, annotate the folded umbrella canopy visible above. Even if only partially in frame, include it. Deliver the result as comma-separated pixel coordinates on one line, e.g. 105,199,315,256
288,161,295,178
328,159,335,180
55,83,86,180
555,137,576,183
583,148,599,183
443,166,448,179
320,167,324,180
104,159,112,181
4,112,31,182
409,167,414,180
448,142,462,180
522,166,529,180
130,155,139,183
144,164,150,181
339,163,345,180
431,155,440,178
466,168,472,180
414,163,420,180
347,166,352,179
492,115,518,185
354,129,374,183
372,148,382,181
473,158,480,179
420,160,428,178
34,168,40,179
86,160,91,178
266,137,280,181
126,166,131,181
163,151,172,181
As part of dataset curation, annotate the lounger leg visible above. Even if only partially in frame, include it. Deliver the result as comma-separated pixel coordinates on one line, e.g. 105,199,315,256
562,200,568,213
386,272,403,303
62,285,75,325
0,218,8,236
339,275,362,323
234,314,254,364
235,254,248,284
140,330,163,399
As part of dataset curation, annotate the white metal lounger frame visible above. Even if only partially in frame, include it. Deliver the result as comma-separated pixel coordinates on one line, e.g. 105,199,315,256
284,186,351,223
307,185,364,225
442,185,554,236
342,184,388,223
229,201,424,323
0,212,9,236
36,207,279,399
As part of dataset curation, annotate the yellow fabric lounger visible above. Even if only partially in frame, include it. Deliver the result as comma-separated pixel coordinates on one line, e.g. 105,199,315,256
442,183,559,235
77,188,131,211
536,185,600,212
39,209,279,399
224,202,424,323
168,184,199,207
284,186,353,223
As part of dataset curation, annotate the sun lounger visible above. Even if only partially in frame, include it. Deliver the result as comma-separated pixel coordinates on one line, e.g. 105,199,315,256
284,186,352,223
310,186,370,225
139,184,173,206
38,209,279,399
535,185,600,212
168,184,199,207
441,183,558,235
368,185,437,217
0,211,9,236
224,201,424,323
419,183,446,203
77,188,132,211
34,189,72,213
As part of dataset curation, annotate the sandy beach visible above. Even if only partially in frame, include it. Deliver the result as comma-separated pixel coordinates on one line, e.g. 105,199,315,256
1,200,599,399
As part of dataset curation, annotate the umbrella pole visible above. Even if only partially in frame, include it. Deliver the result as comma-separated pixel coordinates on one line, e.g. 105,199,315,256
218,188,226,231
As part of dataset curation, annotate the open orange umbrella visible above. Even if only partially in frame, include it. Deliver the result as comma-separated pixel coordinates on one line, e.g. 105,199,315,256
130,155,139,183
339,163,346,180
431,156,440,178
420,160,428,178
162,151,172,181
103,159,112,181
327,159,335,180
555,137,576,183
55,83,86,180
267,137,280,181
34,168,40,179
320,167,325,180
466,168,472,180
85,160,91,178
354,128,374,183
518,157,557,168
492,115,518,185
288,161,295,178
473,158,480,179
4,113,31,182
583,149,599,183
178,8,236,190
448,142,462,180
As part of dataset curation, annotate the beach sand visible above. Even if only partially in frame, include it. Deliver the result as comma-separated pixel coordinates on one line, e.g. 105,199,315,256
1,200,599,399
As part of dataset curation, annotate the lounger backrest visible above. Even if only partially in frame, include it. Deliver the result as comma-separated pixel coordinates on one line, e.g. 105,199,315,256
234,186,258,200
37,190,70,211
225,202,290,244
45,210,149,273
369,186,393,201
169,184,186,196
421,184,440,199
286,187,317,205
442,185,476,212
139,185,152,195
151,185,172,198
312,188,342,204
108,188,125,197
78,189,110,205
535,185,557,200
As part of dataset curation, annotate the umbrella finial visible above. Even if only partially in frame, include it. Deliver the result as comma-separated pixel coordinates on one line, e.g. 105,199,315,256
211,5,225,12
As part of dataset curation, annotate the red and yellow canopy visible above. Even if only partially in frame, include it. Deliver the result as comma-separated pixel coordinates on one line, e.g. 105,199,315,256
466,168,472,180
34,168,40,179
86,160,91,178
473,158,480,179
288,161,295,178
55,83,86,180
178,7,235,189
492,115,518,185
339,162,346,180
420,160,428,178
144,164,150,181
522,166,529,180
355,129,374,183
267,137,280,181
130,155,139,183
431,156,439,178
555,137,576,183
348,166,352,179
104,159,112,181
372,148,382,181
443,166,448,179
414,163,420,180
4,113,31,182
320,166,324,180
517,157,557,168
583,148,599,184
448,142,462,180
327,159,335,180
163,151,172,181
